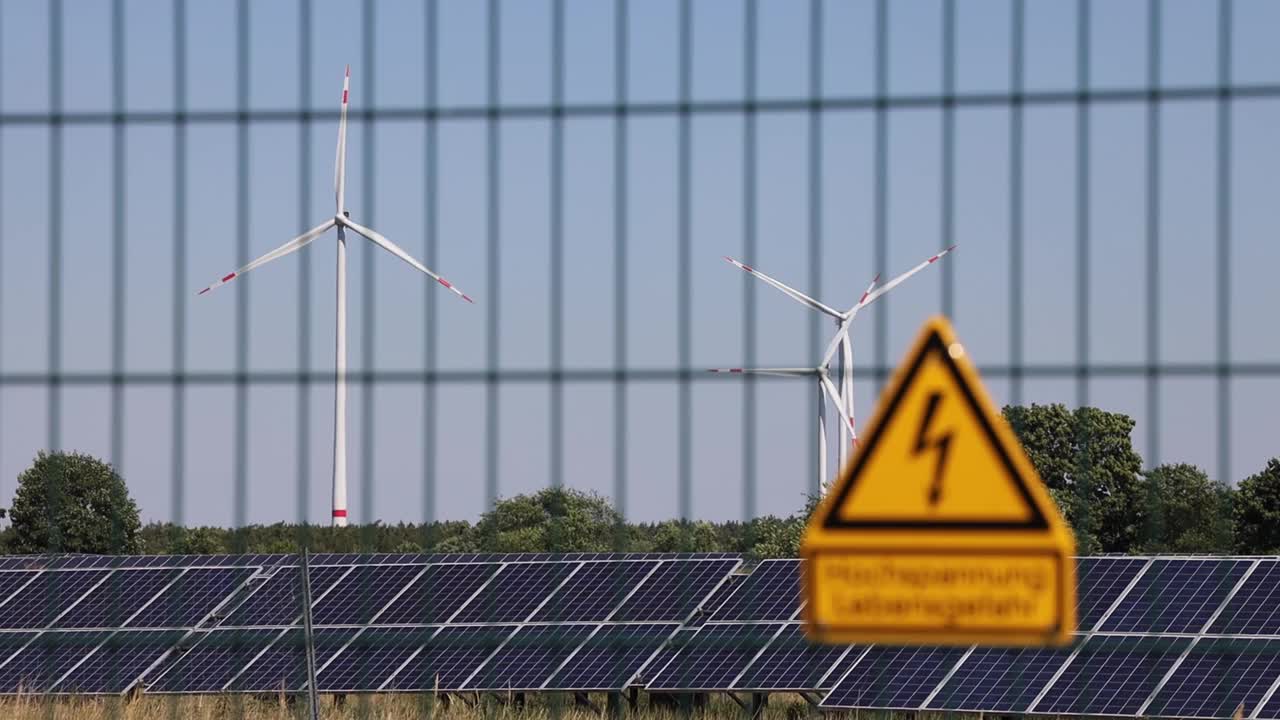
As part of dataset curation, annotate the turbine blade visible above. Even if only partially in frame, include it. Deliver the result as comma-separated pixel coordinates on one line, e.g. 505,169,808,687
857,245,957,310
820,374,857,441
343,218,474,304
196,219,335,295
820,320,849,371
707,368,819,378
334,65,350,214
722,256,842,319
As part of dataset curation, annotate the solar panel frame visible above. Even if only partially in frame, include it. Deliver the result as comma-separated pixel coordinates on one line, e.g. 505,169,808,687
532,561,660,623
610,558,741,622
1140,637,1280,720
708,560,802,623
221,564,351,627
731,622,853,691
374,562,503,625
311,564,429,626
544,623,682,691
229,627,360,693
1029,634,1193,717
923,642,1079,713
55,568,181,629
126,567,256,629
821,645,970,710
52,629,187,695
314,626,438,693
1210,560,1280,636
0,570,111,629
647,623,785,691
0,631,112,693
464,624,596,691
382,624,519,691
1100,559,1252,634
449,562,580,624
1076,557,1152,631
145,628,283,693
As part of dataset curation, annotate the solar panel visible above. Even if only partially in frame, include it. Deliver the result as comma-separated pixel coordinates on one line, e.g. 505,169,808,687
55,630,185,694
0,631,106,693
709,560,801,623
57,569,179,628
0,573,37,608
732,623,850,691
1143,638,1280,719
1032,635,1191,716
383,625,516,691
1210,561,1280,635
0,571,109,628
647,623,781,690
223,565,349,627
820,646,969,710
611,559,739,622
230,627,358,693
466,624,594,691
375,563,501,625
147,629,279,693
311,564,428,625
546,623,679,691
1100,559,1249,634
128,568,253,628
450,562,577,624
532,561,659,622
1075,557,1148,631
316,627,436,692
635,627,695,685
924,644,1078,713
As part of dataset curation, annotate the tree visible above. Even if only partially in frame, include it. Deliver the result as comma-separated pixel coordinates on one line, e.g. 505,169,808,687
1002,404,1144,553
1234,458,1280,554
8,451,142,554
1141,464,1233,554
473,487,624,552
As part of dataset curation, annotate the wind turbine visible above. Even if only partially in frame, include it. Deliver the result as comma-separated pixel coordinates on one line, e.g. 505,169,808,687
197,66,473,527
711,246,955,493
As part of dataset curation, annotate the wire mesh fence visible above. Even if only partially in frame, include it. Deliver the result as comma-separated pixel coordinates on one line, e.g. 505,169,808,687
0,0,1279,714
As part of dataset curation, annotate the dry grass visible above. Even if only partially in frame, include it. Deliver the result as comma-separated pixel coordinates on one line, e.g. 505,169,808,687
0,693,820,720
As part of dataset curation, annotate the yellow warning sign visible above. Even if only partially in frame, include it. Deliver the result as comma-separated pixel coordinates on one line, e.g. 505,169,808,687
801,316,1075,648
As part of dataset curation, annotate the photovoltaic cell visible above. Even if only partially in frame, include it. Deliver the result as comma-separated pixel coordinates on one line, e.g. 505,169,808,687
611,559,738,622
1210,561,1280,635
925,644,1077,713
648,624,781,690
311,564,424,625
56,569,179,628
1032,635,1191,716
532,561,658,622
1100,559,1249,634
1075,557,1147,631
635,628,695,685
546,623,677,690
1145,638,1280,719
317,627,435,692
0,571,109,628
0,632,107,692
466,624,594,690
0,573,37,608
55,630,185,693
231,627,358,692
385,625,516,691
128,567,253,628
733,623,851,691
451,562,577,624
821,646,968,710
223,565,349,626
709,560,801,623
148,629,279,692
375,563,500,625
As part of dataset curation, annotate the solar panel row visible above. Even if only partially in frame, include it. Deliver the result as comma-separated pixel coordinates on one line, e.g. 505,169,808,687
0,555,739,695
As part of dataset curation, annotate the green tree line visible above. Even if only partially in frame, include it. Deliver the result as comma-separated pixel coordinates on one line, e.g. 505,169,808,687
4,404,1278,558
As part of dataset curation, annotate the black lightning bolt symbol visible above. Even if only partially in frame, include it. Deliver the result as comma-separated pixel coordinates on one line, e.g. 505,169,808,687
913,391,953,507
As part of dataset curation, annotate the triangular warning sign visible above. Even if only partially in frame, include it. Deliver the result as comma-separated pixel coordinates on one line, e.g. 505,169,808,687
817,316,1061,533
802,316,1076,648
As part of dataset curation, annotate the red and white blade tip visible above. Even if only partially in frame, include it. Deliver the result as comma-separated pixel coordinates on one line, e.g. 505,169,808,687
196,272,237,296
437,277,475,304
709,368,744,373
723,256,754,273
345,65,350,77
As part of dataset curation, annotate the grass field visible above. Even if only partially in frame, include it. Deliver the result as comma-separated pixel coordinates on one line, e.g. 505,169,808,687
0,693,820,720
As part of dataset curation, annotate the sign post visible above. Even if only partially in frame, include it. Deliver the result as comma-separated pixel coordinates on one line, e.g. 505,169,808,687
802,316,1075,647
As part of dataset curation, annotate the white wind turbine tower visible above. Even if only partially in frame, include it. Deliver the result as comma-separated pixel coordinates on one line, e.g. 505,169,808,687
197,66,473,527
711,246,955,493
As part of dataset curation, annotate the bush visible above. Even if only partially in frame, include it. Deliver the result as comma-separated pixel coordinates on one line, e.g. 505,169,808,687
8,451,142,554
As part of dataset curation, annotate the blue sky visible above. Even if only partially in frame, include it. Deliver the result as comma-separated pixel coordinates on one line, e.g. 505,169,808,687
1,0,1278,528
